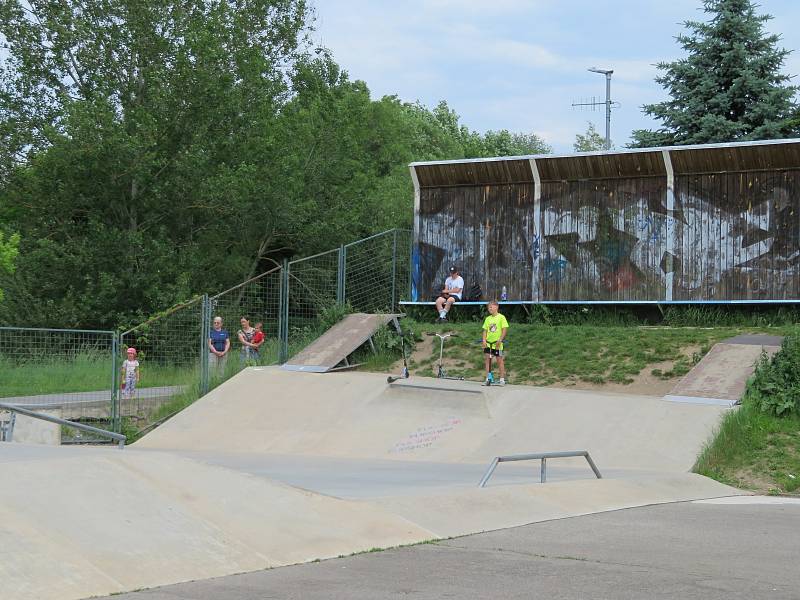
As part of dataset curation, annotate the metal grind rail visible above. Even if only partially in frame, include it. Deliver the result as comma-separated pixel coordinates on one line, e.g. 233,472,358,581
478,450,602,487
0,402,126,449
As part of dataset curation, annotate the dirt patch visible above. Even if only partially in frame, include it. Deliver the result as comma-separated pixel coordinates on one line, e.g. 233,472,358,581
548,345,705,397
390,334,441,376
548,361,678,396
729,468,794,496
387,337,711,398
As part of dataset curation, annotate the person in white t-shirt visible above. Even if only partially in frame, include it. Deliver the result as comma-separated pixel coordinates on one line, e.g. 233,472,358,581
435,265,464,322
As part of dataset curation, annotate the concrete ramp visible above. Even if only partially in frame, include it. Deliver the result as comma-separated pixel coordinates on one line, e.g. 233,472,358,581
282,313,399,372
3,368,746,600
665,335,781,407
0,444,433,600
138,368,728,472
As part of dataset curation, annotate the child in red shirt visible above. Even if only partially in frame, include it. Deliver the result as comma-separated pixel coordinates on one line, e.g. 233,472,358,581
251,322,265,361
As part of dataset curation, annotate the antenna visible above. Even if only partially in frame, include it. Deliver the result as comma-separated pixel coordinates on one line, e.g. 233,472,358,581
572,67,617,150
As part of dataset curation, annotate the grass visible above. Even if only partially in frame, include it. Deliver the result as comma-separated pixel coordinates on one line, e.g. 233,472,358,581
0,352,198,398
695,400,800,495
0,334,296,399
694,332,800,495
394,319,760,386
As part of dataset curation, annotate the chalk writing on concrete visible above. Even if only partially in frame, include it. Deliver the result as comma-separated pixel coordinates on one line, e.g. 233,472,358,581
390,417,462,453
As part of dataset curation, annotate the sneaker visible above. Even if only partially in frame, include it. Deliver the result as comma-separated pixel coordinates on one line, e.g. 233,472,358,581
439,310,447,319
482,378,491,386
498,378,506,386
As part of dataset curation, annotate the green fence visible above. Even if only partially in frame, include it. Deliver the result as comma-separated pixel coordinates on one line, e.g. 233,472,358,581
1,229,411,440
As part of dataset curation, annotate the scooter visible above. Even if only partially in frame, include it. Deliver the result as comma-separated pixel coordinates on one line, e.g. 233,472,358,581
386,330,410,384
478,339,509,386
429,332,465,381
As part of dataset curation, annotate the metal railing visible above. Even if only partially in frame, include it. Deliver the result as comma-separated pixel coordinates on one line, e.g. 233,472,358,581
0,402,126,449
478,450,602,487
0,326,117,440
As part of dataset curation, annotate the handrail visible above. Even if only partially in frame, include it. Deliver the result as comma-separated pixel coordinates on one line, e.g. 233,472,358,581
0,402,126,449
478,450,601,487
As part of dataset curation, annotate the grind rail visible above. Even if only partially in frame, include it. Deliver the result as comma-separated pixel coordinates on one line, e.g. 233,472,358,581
0,402,127,449
478,450,602,487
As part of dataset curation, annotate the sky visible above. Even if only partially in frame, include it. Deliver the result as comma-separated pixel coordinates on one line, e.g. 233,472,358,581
312,0,800,153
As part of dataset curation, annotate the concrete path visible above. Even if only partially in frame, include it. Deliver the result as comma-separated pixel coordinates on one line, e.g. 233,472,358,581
105,500,800,600
1,385,185,409
148,450,661,499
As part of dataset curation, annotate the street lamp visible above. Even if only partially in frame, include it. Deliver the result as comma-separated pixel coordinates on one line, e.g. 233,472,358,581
588,67,613,150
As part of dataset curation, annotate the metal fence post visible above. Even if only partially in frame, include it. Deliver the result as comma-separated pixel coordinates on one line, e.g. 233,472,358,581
407,231,413,303
279,259,290,363
199,294,210,395
341,244,347,304
111,331,119,432
336,244,345,305
391,229,398,310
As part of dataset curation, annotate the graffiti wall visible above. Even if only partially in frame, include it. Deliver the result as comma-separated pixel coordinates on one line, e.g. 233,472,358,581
540,177,667,301
672,171,800,300
412,142,800,302
415,183,536,301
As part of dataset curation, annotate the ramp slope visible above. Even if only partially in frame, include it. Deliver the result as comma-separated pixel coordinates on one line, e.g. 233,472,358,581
138,368,728,473
0,444,434,600
282,313,398,372
665,339,780,406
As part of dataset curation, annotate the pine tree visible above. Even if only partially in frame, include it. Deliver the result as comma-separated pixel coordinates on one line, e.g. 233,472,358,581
630,0,797,147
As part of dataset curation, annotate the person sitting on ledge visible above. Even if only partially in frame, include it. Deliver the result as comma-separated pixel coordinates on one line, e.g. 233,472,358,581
435,265,463,323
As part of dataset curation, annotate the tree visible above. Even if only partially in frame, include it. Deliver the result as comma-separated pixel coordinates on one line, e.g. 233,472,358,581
476,130,551,157
0,230,18,302
0,0,311,326
630,0,797,147
574,122,608,152
0,1,551,327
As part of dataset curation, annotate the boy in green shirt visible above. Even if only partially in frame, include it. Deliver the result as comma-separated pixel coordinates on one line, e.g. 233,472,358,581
482,300,508,386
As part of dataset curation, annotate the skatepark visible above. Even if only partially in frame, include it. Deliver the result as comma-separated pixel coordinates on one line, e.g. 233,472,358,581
1,359,755,600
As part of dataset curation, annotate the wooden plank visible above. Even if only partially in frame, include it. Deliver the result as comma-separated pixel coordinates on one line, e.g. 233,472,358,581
283,313,399,372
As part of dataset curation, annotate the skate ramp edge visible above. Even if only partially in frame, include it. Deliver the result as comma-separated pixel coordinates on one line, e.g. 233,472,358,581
1,443,745,600
0,445,435,600
137,369,728,473
372,473,745,538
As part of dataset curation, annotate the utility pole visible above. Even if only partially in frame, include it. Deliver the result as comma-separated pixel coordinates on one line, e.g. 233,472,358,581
572,67,614,150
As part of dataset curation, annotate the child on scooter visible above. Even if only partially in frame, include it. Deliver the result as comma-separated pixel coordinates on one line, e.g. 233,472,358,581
482,300,508,386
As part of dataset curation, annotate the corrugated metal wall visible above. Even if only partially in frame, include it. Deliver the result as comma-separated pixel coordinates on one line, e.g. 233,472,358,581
412,140,800,303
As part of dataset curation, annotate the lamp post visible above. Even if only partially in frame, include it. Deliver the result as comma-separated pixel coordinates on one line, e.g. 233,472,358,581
587,67,613,150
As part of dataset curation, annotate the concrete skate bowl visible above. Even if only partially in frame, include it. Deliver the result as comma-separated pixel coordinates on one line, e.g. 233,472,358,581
2,367,743,600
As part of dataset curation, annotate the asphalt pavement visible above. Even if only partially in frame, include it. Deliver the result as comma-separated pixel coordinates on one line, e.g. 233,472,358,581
105,498,800,600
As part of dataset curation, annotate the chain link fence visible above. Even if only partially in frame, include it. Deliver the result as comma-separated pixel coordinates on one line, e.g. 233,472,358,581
208,265,283,383
117,296,207,434
0,327,116,443
282,248,342,360
1,229,412,442
344,229,412,313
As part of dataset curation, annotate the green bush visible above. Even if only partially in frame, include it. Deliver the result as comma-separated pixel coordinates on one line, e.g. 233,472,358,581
745,334,800,417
